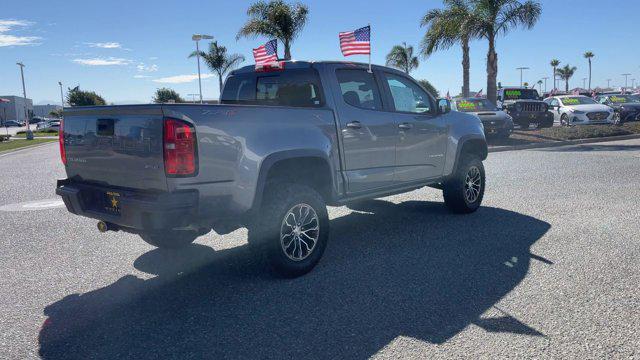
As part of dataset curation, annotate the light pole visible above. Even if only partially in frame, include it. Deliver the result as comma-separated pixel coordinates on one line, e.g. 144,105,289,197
542,77,549,93
516,67,529,87
607,79,612,89
58,81,65,111
582,78,587,89
622,73,631,90
16,62,33,140
632,79,637,89
188,94,198,103
191,34,213,104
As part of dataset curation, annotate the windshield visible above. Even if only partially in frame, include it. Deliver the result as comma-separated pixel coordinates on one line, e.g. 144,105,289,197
560,97,597,106
609,95,640,103
455,99,495,112
502,89,539,100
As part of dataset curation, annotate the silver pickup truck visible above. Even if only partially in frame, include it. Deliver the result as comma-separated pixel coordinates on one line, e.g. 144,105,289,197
56,61,488,277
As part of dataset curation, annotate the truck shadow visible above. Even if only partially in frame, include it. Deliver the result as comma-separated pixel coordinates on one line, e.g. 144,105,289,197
38,200,551,359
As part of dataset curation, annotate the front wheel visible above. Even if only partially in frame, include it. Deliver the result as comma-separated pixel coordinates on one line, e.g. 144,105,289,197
248,183,329,278
612,112,622,125
560,114,570,127
443,156,485,214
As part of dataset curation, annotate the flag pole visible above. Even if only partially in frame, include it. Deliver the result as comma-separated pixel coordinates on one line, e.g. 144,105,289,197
368,23,372,73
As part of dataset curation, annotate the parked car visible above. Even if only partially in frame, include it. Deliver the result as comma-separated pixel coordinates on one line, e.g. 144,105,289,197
56,61,488,277
36,121,50,130
451,98,514,138
2,120,22,127
594,94,640,124
47,120,60,131
497,87,553,129
544,95,614,126
30,117,45,124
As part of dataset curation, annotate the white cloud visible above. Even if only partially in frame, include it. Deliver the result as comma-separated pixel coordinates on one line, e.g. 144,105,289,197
0,19,41,47
72,57,132,66
87,42,122,49
137,63,159,72
133,74,150,79
149,56,159,60
152,74,214,84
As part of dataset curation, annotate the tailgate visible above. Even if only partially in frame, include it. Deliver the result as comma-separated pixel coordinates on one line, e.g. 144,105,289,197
63,105,168,191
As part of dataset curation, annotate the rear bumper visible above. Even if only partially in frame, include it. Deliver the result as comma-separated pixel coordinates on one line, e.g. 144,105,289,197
55,179,199,232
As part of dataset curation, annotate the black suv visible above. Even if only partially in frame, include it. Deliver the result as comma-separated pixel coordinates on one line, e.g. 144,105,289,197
497,87,554,129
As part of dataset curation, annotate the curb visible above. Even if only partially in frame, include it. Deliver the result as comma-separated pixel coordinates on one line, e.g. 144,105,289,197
488,134,640,153
0,140,57,158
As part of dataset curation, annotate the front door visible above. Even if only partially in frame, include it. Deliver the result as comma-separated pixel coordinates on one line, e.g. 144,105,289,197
332,68,398,194
380,71,448,182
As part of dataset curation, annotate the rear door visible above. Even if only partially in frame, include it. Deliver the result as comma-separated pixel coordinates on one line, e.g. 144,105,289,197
63,106,168,191
379,71,448,182
329,66,398,193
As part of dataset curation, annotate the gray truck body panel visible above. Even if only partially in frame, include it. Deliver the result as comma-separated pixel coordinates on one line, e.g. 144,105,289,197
58,61,486,233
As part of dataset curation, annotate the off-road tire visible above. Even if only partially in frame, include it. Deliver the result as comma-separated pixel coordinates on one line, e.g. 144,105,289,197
140,230,198,249
248,183,329,278
443,155,485,214
517,120,530,129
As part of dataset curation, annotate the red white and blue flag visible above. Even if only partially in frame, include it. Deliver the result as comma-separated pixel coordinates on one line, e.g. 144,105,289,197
339,26,371,56
253,39,278,65
475,89,483,97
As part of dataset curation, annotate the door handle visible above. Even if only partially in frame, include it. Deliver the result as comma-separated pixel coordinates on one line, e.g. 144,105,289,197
346,121,362,129
398,122,413,130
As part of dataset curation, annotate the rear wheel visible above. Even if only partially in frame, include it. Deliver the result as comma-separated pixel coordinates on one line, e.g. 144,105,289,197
443,155,485,214
560,114,570,127
140,230,197,249
612,112,622,125
248,183,329,278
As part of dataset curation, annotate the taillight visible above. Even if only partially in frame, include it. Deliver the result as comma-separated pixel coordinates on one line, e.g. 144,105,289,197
163,118,197,176
59,118,66,165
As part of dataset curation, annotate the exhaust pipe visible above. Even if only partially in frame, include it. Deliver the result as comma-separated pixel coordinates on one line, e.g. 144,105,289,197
97,221,118,233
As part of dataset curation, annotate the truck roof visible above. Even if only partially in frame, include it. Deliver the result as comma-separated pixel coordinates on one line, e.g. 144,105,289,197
231,60,398,75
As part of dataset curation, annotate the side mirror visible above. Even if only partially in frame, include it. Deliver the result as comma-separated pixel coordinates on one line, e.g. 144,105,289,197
437,99,451,114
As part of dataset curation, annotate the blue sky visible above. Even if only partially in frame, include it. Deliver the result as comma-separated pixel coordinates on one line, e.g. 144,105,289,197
1,0,639,104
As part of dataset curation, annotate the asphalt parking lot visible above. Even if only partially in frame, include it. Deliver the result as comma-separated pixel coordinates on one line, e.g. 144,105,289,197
1,140,639,359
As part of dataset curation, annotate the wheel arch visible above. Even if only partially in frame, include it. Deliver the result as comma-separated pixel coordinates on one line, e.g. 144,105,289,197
452,135,488,174
252,150,336,211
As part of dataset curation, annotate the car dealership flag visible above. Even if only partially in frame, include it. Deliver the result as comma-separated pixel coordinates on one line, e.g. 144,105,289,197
253,39,278,65
339,25,371,56
475,89,483,97
0,98,10,103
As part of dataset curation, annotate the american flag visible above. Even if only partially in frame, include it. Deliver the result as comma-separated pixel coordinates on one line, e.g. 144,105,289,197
475,89,483,97
253,39,278,65
339,26,370,56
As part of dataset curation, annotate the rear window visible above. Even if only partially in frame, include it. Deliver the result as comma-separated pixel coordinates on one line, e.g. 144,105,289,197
221,69,324,107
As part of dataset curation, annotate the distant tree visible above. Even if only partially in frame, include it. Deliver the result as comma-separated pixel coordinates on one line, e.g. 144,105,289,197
468,0,542,104
418,79,440,98
66,86,106,106
550,59,560,89
237,0,309,60
49,109,63,118
386,42,419,74
189,41,245,93
583,51,594,90
153,88,184,103
421,0,475,98
556,64,577,92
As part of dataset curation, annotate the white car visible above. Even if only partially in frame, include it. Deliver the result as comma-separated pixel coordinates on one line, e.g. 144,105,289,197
544,95,614,126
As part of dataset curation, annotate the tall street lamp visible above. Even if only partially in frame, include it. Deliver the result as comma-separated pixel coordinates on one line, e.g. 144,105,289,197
542,77,549,93
16,62,33,140
516,67,529,87
607,79,612,89
58,81,65,110
582,78,587,89
191,34,213,104
622,73,631,89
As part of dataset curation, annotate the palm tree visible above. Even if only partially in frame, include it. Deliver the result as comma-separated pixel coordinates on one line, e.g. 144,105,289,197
237,0,309,60
421,0,475,98
189,41,245,94
584,51,594,90
556,64,577,92
386,42,419,74
550,59,560,90
466,0,542,104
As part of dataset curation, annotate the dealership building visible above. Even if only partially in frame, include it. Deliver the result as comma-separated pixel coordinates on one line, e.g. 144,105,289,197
0,96,34,123
33,104,62,118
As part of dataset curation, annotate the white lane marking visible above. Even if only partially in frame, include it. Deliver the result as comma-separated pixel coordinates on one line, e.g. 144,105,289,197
0,198,65,212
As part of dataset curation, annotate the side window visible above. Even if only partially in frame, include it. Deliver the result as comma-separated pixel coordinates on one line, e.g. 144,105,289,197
383,73,432,113
550,99,559,107
335,69,382,110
